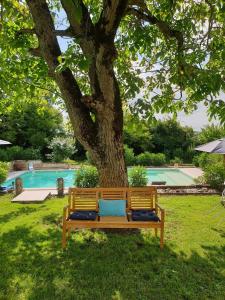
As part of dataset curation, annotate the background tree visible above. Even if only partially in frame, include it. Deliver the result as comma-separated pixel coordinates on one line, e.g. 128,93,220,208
124,112,154,155
150,119,195,162
195,124,225,145
1,0,225,186
0,97,63,156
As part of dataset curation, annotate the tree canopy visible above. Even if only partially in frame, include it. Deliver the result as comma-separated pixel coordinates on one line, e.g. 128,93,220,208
1,1,224,120
0,96,64,153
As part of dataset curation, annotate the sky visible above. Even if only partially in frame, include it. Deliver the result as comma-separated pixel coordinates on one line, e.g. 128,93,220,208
158,102,219,131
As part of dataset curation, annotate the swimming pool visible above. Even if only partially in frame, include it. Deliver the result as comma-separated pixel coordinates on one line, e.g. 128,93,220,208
3,168,195,188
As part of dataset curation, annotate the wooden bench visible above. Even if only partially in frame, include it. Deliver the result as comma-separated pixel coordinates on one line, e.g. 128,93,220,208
62,187,165,249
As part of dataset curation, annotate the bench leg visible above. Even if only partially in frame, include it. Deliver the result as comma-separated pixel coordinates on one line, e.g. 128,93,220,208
62,225,67,249
68,228,71,239
154,228,158,237
160,226,164,250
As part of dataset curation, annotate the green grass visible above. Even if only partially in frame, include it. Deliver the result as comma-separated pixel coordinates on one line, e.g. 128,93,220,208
0,194,224,300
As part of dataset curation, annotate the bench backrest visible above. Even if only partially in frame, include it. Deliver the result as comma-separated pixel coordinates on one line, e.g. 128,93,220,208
127,187,157,210
68,187,158,212
69,188,99,211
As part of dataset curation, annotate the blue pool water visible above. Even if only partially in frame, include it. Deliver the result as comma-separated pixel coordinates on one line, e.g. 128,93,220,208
3,168,195,188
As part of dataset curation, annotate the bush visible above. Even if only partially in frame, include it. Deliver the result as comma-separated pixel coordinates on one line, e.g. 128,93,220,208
0,149,9,162
0,162,9,185
170,157,183,165
48,137,75,162
194,152,222,169
75,165,99,187
152,153,166,166
203,163,225,191
128,166,148,187
0,146,41,161
124,145,136,166
136,152,166,166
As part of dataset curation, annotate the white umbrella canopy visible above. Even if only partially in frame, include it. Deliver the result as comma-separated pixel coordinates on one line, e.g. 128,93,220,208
0,139,11,145
195,138,225,154
195,138,225,166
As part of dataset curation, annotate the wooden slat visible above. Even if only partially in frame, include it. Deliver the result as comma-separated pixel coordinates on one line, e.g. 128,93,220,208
128,187,157,210
99,189,127,200
70,188,99,211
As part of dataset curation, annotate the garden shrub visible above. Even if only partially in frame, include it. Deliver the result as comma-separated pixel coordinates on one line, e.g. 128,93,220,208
124,145,136,166
0,146,41,161
194,152,222,169
152,153,166,166
170,157,183,165
128,166,148,187
48,137,75,162
136,152,151,165
75,165,99,187
0,162,9,185
20,148,41,160
203,163,225,191
0,149,9,162
136,152,166,166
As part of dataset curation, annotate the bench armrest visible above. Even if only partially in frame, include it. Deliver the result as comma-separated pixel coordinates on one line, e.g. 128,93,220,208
155,203,165,222
63,205,70,222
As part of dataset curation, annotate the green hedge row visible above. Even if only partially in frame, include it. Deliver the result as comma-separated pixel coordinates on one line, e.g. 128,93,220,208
0,146,41,162
124,145,166,166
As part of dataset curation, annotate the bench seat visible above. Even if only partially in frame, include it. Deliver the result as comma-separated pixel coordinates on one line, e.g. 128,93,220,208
62,187,165,249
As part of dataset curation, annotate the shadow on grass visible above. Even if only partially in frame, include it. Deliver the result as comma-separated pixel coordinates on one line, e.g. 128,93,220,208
0,207,38,224
0,223,224,300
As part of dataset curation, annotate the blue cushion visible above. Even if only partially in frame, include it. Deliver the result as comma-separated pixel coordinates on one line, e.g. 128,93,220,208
98,199,126,216
132,210,159,222
69,211,97,220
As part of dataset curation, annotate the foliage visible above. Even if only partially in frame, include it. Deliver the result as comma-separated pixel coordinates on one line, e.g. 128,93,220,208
136,152,166,166
193,152,223,169
124,145,136,166
48,137,75,163
128,166,148,187
0,162,9,184
75,165,99,187
1,2,225,120
203,163,225,191
124,113,153,155
0,146,41,161
150,119,195,161
170,157,183,165
196,125,225,145
0,98,64,154
0,194,224,299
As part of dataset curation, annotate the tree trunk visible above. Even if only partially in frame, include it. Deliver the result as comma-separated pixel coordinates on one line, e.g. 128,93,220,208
25,0,129,187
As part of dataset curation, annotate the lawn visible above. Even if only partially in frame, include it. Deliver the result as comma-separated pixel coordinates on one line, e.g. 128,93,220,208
0,194,224,300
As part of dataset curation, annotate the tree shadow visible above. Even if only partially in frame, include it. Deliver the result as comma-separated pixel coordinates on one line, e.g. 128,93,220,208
0,223,224,300
0,207,38,224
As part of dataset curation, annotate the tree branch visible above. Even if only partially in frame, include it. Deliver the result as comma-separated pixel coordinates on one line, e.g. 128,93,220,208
60,0,94,40
127,3,185,81
29,46,42,57
97,0,129,38
18,27,76,38
26,0,98,150
127,7,184,49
